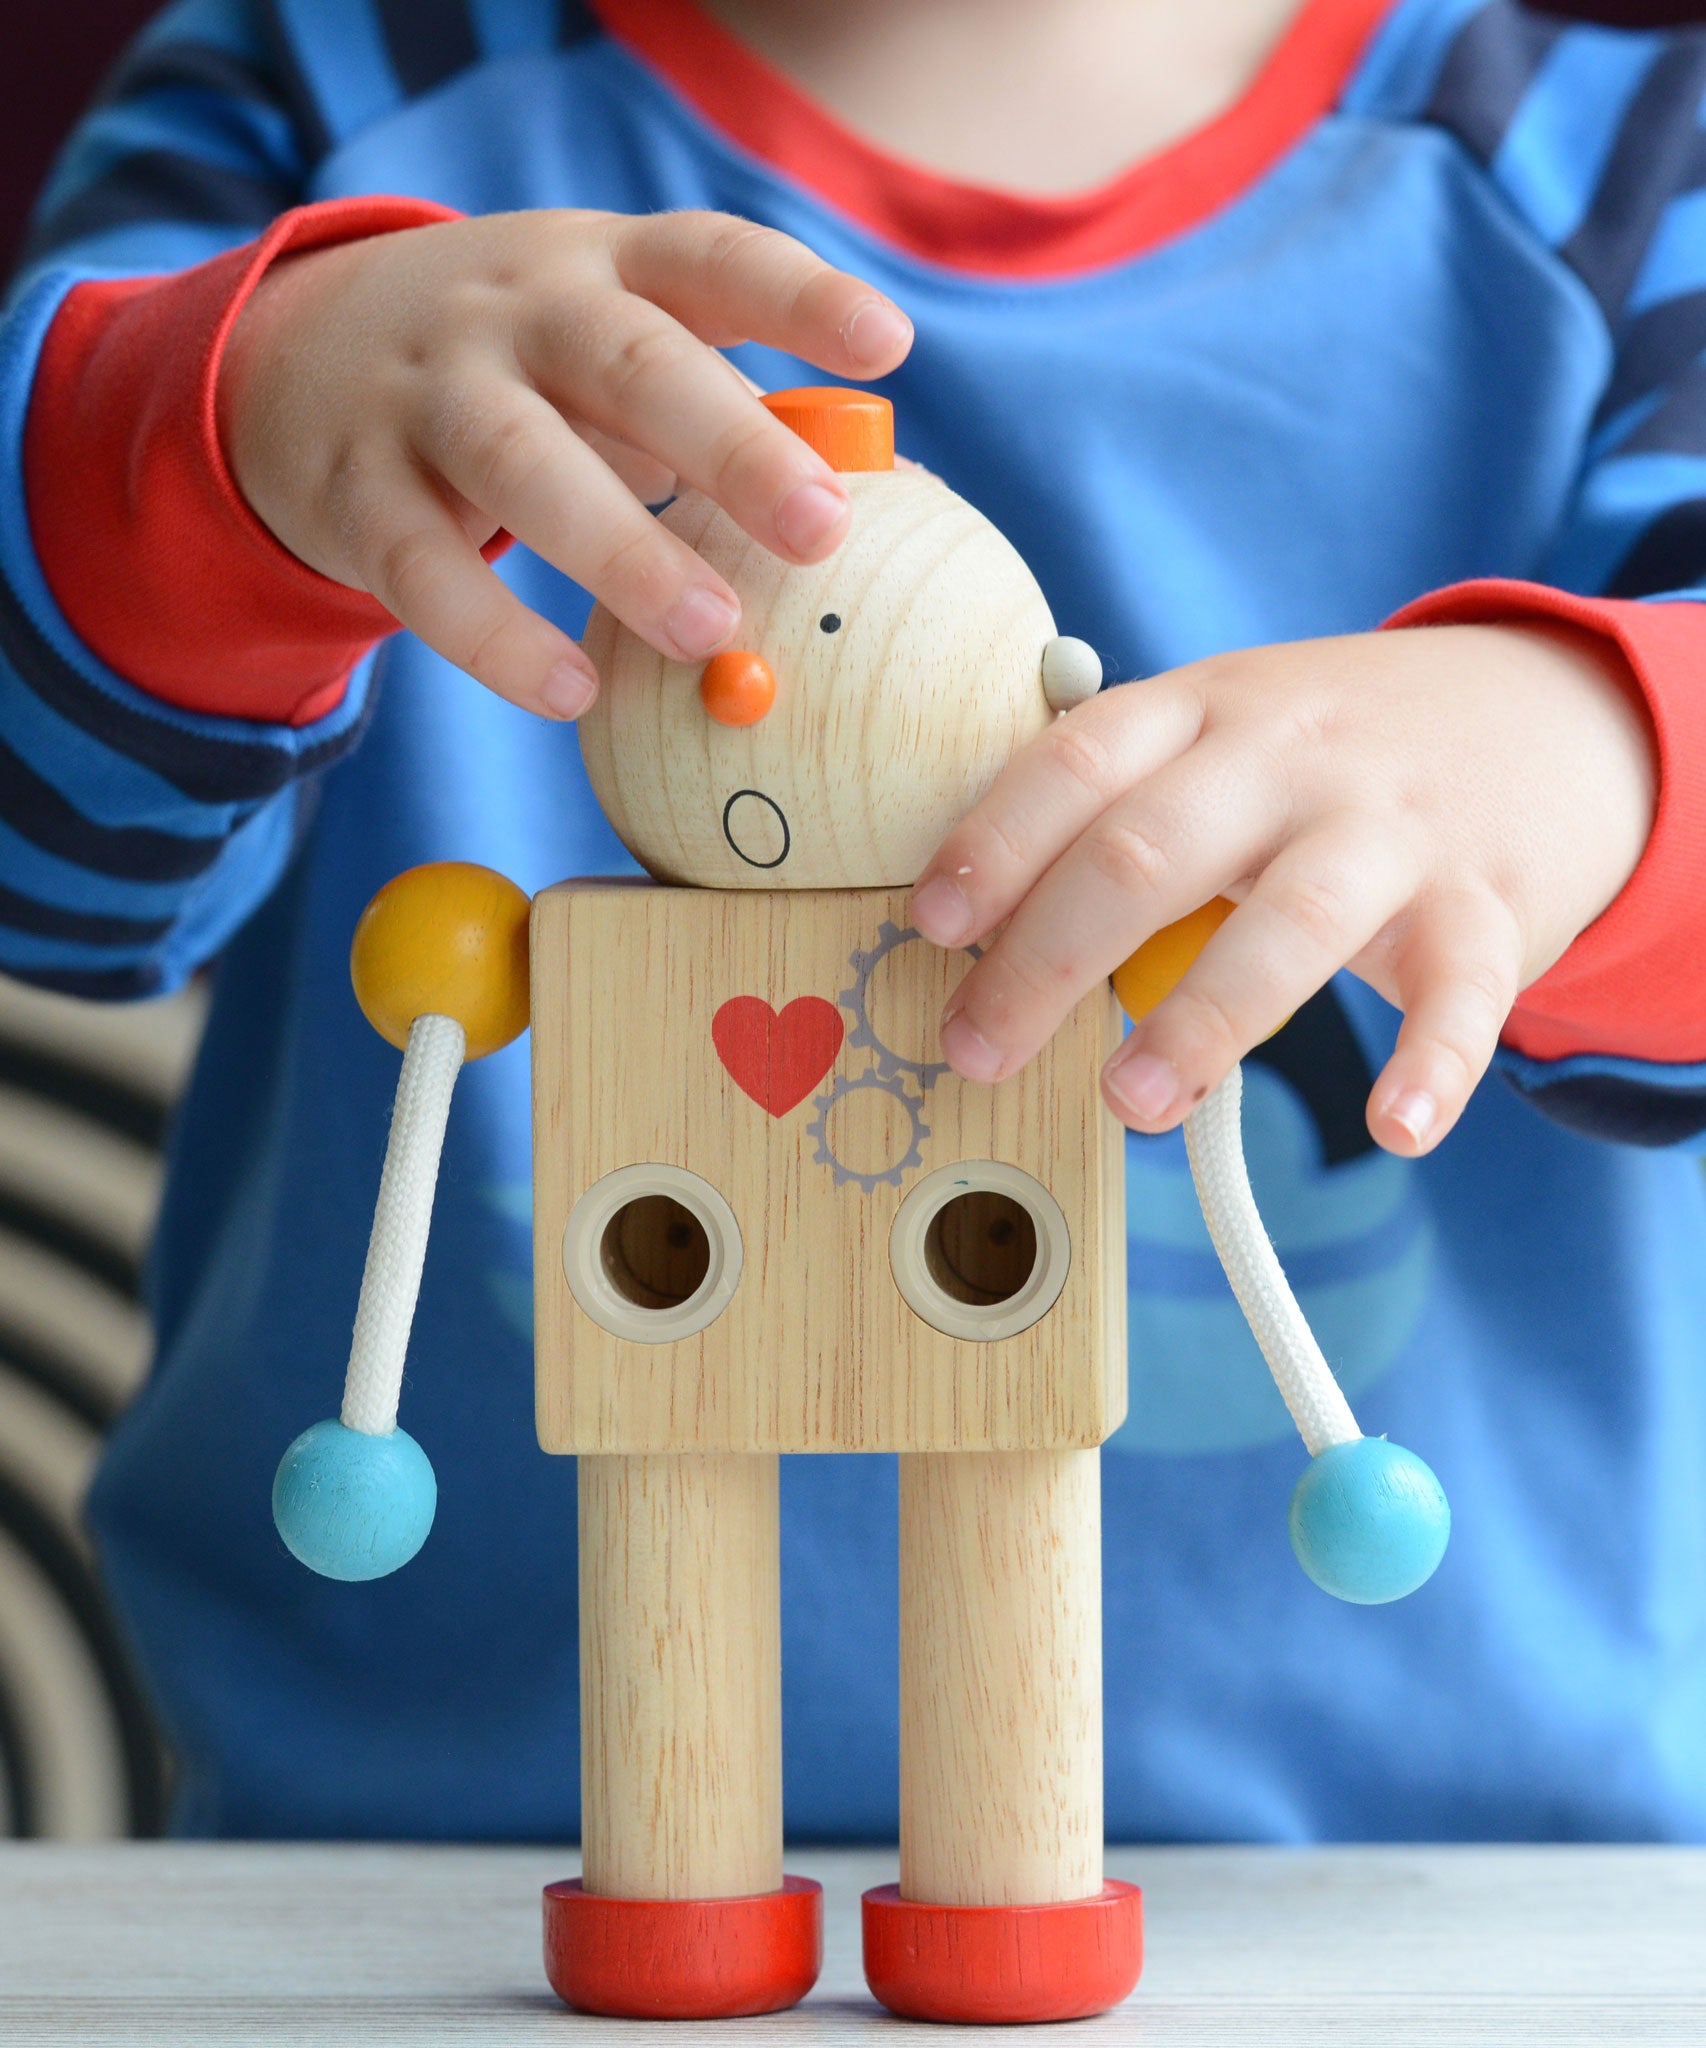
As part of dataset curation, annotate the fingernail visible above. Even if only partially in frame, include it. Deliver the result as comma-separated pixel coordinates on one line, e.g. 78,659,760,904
1387,1088,1436,1149
911,875,972,947
775,480,849,556
542,659,595,719
940,1012,1004,1084
1105,1050,1179,1125
844,298,913,366
665,586,738,659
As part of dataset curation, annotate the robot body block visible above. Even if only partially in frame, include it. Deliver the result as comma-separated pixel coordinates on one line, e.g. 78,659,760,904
531,879,1127,1455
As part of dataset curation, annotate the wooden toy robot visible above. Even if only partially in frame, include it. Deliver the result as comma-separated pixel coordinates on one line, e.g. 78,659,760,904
273,390,1450,2024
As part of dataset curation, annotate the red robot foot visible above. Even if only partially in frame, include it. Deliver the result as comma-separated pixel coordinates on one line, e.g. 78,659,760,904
861,1879,1143,2024
543,1875,823,2019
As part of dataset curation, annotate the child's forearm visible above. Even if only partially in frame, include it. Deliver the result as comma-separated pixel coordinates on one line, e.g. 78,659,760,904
25,199,457,730
0,10,392,996
1385,582,1706,1076
0,206,432,1000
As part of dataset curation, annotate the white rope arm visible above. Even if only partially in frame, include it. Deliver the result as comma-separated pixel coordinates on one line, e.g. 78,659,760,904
339,1011,466,1436
1183,1063,1360,1458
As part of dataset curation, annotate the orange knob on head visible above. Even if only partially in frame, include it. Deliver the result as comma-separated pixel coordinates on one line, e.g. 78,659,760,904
762,387,894,472
350,861,532,1060
700,649,777,726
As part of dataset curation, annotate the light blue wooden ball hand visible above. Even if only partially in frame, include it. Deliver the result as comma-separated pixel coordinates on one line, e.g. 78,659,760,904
273,863,531,1581
1114,903,1450,1604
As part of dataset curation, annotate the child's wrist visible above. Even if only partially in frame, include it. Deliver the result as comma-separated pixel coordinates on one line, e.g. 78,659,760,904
1384,585,1706,1067
1487,616,1658,918
25,199,458,725
215,233,408,587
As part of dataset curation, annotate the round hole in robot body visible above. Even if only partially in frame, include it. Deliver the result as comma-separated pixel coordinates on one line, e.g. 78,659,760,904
923,1189,1039,1306
599,1194,711,1310
890,1162,1070,1343
564,1164,743,1342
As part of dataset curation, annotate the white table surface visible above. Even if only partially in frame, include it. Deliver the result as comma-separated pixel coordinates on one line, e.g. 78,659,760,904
1,1843,1702,2045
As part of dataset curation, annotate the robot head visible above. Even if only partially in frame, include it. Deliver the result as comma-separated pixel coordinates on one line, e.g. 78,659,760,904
578,389,1095,889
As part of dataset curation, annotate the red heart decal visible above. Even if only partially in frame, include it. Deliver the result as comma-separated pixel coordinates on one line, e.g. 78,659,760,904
713,995,845,1117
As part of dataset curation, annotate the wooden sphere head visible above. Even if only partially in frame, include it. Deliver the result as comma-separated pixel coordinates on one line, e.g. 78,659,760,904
350,862,531,1059
579,453,1057,889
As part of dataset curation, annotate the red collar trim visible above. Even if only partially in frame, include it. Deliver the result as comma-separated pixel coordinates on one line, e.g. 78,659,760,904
591,0,1398,278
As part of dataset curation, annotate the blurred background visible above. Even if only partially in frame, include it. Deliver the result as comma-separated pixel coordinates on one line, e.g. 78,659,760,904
0,978,199,1835
0,0,1703,1842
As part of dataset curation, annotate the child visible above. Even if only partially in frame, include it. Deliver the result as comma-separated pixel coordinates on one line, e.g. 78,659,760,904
4,0,1704,1843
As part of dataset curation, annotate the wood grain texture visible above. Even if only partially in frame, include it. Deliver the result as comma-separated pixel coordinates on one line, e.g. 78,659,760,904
532,884,1126,1453
577,471,1055,890
3,1844,1704,2043
578,1453,781,1900
899,1449,1102,1907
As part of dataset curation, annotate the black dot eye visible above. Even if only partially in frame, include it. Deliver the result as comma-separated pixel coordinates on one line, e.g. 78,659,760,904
819,613,841,634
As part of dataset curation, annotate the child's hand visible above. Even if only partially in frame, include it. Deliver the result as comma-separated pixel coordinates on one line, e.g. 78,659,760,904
216,209,912,718
908,624,1658,1156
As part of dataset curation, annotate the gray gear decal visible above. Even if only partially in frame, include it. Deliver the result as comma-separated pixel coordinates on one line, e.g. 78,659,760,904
840,921,980,1091
808,1070,930,1192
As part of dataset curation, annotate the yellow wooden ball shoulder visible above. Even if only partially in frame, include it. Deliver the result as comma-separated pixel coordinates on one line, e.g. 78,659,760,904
350,862,532,1060
1111,898,1236,1026
1112,896,1292,1044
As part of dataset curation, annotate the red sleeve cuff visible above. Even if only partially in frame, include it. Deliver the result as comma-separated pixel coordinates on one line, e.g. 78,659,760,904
24,197,461,728
1384,577,1706,1066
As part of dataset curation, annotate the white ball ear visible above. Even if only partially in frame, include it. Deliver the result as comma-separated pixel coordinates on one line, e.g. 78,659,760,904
1041,635,1102,710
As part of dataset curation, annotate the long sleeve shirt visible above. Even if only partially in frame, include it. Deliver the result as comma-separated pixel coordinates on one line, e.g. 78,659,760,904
3,0,1705,1840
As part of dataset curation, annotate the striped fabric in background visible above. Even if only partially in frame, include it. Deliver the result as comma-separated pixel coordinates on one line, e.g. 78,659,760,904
0,978,202,1838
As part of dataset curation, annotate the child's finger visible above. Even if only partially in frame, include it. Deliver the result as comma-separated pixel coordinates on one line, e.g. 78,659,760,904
518,291,852,565
934,728,1289,1084
1366,890,1523,1155
345,465,600,719
1101,825,1418,1131
409,380,744,665
611,210,913,376
910,682,1205,949
570,422,678,506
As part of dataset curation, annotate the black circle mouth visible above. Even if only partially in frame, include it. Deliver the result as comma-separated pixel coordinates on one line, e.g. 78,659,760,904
721,789,791,869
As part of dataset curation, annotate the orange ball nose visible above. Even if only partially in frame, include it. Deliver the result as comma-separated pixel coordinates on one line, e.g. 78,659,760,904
700,649,776,726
